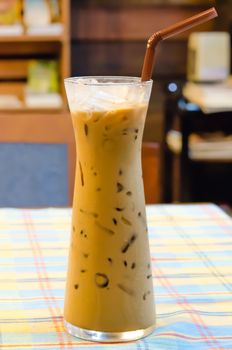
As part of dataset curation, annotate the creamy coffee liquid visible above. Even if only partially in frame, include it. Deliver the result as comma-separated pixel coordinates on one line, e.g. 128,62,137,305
64,104,155,332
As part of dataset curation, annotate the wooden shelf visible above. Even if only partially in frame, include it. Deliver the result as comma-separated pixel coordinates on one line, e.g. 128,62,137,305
0,0,71,119
0,34,65,42
0,107,67,114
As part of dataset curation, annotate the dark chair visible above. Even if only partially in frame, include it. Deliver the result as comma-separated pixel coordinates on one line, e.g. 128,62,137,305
0,111,75,207
142,142,160,204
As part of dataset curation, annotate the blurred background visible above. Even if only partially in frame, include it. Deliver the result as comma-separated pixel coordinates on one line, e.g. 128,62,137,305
0,0,231,209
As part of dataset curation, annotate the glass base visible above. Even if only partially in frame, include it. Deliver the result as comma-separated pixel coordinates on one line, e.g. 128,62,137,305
64,320,155,343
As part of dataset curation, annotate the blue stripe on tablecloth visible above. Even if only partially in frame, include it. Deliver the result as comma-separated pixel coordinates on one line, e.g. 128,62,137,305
155,323,232,337
0,299,64,311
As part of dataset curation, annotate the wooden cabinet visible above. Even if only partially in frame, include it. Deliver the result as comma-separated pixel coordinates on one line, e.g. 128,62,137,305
0,0,70,111
0,0,75,207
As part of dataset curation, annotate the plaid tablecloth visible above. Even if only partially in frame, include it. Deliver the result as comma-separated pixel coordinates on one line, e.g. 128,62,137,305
0,204,232,350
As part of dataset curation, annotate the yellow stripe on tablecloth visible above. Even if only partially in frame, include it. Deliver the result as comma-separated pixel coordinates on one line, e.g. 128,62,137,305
0,242,69,249
0,261,67,267
153,246,232,253
0,250,67,258
157,311,232,325
0,250,68,258
191,303,232,313
149,237,232,244
152,265,232,274
153,276,232,286
157,316,232,328
29,242,69,249
150,244,232,253
0,321,59,333
0,271,65,280
148,217,231,224
0,228,69,234
0,310,27,320
0,216,70,223
0,309,60,320
156,301,232,313
0,282,65,291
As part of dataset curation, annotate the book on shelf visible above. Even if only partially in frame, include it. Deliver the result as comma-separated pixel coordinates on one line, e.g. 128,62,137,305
0,0,23,35
189,133,232,161
24,0,51,27
0,94,22,109
183,78,232,114
166,130,232,161
0,23,23,35
24,0,62,35
25,91,63,109
27,60,59,93
27,23,63,36
47,0,60,22
25,59,62,109
0,0,22,25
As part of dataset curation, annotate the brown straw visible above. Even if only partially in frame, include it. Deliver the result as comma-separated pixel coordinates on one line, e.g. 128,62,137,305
141,7,218,81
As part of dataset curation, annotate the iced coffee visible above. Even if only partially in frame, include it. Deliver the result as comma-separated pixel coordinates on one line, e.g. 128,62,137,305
64,77,155,341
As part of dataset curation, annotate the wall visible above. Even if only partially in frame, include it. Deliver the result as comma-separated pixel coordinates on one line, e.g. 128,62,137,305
70,1,217,141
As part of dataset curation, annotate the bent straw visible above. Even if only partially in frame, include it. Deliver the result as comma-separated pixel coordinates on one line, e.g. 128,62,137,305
141,7,218,81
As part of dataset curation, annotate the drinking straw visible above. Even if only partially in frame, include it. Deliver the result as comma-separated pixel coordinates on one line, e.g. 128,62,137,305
141,7,218,81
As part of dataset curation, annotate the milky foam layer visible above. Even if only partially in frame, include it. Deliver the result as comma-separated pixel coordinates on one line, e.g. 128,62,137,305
65,77,151,112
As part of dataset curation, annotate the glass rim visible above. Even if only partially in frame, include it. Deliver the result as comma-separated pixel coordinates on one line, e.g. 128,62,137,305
64,76,153,87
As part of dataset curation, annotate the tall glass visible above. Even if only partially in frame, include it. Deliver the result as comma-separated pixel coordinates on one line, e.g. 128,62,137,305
64,76,156,342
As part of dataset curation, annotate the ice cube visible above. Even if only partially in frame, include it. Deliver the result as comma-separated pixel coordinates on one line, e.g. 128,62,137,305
65,77,146,113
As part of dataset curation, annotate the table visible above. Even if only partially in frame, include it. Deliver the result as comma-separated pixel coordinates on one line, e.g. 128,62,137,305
0,204,232,349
